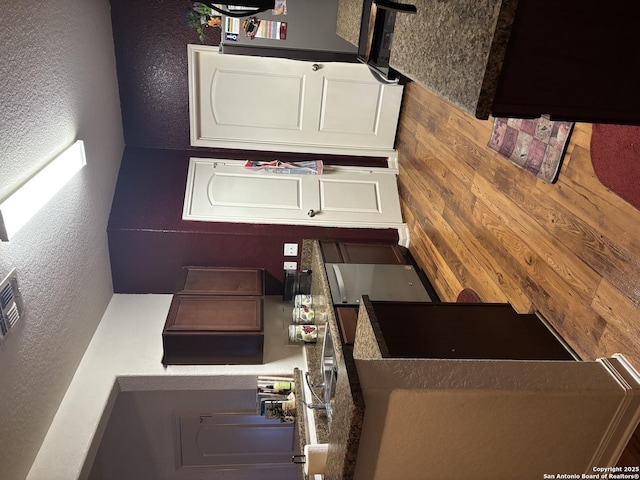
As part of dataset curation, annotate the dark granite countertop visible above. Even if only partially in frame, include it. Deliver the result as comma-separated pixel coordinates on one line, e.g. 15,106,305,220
352,296,388,360
336,0,519,119
300,240,366,480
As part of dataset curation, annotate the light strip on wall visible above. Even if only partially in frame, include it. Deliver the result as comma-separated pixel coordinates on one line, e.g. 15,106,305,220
0,140,86,242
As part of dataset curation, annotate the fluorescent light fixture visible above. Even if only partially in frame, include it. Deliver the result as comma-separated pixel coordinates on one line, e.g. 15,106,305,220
0,140,86,241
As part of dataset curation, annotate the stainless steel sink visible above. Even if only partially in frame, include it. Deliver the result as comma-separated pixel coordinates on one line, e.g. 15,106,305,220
321,326,338,424
304,326,338,424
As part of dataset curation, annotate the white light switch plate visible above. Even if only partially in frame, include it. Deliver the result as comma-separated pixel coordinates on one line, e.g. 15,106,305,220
284,261,297,270
284,243,299,256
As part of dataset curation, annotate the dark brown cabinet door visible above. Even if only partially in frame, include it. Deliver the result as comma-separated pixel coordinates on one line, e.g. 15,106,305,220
320,241,407,264
336,307,359,345
165,295,263,331
319,240,343,263
177,267,265,296
162,295,264,365
339,242,407,264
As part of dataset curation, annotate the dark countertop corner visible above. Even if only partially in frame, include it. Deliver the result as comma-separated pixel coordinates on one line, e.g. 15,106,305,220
353,296,388,360
336,0,519,119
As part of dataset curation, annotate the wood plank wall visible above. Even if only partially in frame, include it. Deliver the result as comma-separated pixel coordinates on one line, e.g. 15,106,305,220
396,82,640,465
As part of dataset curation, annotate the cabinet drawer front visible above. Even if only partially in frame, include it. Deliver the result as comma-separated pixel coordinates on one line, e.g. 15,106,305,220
164,295,263,332
162,333,264,365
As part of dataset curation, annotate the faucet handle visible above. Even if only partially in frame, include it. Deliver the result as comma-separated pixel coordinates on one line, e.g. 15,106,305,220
305,371,325,389
304,401,327,410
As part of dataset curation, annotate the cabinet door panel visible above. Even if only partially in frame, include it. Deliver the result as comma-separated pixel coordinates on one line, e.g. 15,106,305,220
165,295,263,331
320,241,343,263
162,295,264,365
178,267,265,296
336,307,358,345
339,242,407,264
320,241,407,264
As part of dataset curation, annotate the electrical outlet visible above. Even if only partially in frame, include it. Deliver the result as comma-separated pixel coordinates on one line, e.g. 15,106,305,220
284,243,299,256
283,261,297,270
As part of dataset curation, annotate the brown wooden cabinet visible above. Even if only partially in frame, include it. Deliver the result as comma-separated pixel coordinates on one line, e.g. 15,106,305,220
320,241,407,264
162,267,266,365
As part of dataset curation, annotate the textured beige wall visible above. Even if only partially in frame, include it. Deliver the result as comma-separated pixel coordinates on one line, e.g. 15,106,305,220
0,0,124,478
354,358,640,479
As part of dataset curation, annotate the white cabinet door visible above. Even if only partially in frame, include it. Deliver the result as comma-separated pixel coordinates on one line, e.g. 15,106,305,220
188,44,403,157
183,159,407,235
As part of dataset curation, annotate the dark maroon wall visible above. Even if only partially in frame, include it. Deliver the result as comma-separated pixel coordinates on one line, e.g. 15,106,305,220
107,1,397,295
108,0,390,162
109,0,212,149
108,0,386,159
108,147,398,294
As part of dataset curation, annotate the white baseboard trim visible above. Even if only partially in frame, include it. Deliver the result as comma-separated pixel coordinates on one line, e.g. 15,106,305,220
397,224,410,248
387,153,399,172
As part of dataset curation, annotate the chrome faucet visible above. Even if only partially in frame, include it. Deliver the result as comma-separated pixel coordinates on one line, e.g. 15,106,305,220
304,371,328,411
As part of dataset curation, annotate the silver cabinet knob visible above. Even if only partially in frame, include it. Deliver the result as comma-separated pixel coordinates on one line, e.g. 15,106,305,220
308,209,316,217
312,64,320,71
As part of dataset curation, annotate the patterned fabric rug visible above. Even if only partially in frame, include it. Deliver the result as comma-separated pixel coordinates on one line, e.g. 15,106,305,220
590,124,640,211
488,116,574,183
